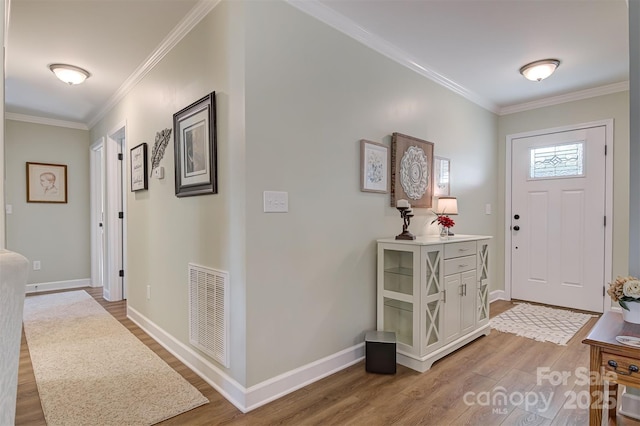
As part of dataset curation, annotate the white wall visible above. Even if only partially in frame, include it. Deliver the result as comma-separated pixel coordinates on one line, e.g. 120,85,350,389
497,91,630,291
5,120,91,284
243,1,498,386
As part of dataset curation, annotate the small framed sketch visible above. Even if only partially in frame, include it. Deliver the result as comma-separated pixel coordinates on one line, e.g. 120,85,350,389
360,139,389,193
174,91,217,197
434,156,450,196
390,132,434,208
130,143,148,192
26,162,68,203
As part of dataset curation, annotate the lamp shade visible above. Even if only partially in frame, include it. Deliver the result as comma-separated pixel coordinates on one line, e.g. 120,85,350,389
435,196,458,215
519,59,560,82
49,64,90,85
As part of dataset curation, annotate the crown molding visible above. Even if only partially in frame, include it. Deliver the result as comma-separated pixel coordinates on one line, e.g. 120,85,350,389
499,81,630,115
87,0,221,129
286,0,500,114
286,0,629,117
5,112,89,130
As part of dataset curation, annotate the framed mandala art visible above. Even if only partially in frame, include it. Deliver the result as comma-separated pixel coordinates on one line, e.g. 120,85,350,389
390,132,434,208
360,139,389,193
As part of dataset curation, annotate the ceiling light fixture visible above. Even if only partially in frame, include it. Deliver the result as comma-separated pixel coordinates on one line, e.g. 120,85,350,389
519,59,560,82
49,63,91,85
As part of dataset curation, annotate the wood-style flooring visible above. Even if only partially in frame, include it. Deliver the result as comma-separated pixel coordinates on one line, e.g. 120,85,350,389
14,288,640,425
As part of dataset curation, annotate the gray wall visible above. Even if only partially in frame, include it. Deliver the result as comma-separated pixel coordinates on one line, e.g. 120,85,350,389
630,0,640,275
497,91,630,290
243,1,498,385
90,0,499,389
90,1,248,385
5,120,91,284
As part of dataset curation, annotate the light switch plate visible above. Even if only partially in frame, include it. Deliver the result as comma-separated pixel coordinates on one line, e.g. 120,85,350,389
264,191,288,213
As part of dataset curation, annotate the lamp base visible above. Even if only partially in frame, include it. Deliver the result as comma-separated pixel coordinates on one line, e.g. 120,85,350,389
395,231,416,240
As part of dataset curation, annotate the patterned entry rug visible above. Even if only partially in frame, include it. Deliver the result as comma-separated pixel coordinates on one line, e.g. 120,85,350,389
23,290,209,426
490,303,595,345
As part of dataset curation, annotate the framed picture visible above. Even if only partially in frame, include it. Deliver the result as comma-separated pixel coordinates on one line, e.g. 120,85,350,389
174,91,217,197
434,156,450,197
390,132,434,208
26,162,67,203
360,139,389,193
130,143,148,192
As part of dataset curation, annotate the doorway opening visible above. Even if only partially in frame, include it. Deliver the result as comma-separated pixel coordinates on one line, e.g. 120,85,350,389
90,122,127,301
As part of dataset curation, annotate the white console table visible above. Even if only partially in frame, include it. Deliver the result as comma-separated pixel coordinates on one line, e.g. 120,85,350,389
377,235,491,372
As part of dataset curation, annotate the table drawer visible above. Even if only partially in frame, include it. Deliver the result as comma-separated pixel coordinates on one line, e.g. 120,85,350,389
602,352,640,386
444,255,476,276
444,241,476,259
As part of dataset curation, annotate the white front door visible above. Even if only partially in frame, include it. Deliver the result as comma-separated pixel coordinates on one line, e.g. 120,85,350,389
511,125,606,312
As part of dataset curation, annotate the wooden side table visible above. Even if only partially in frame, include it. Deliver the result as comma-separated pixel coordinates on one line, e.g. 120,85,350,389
583,311,640,425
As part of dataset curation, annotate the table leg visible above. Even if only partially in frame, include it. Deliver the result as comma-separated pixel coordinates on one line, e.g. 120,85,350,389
608,382,618,423
590,346,603,426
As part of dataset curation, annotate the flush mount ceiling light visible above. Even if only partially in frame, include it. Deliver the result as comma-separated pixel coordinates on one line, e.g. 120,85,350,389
49,63,91,85
519,59,560,82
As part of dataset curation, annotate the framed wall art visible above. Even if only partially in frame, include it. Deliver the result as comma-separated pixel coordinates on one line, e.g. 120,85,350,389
130,143,148,192
26,162,68,203
360,139,389,193
434,156,450,197
174,91,217,197
390,132,434,208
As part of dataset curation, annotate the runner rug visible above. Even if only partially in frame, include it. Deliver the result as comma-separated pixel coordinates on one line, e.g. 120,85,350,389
23,290,208,425
490,303,595,346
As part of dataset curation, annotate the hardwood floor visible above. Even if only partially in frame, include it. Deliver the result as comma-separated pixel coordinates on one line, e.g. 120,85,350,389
14,288,640,425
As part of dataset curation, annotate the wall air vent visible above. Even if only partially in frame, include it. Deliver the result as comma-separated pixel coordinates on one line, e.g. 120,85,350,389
188,263,229,367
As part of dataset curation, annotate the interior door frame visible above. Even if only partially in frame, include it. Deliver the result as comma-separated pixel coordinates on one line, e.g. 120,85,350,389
504,119,614,312
90,137,105,288
102,121,128,301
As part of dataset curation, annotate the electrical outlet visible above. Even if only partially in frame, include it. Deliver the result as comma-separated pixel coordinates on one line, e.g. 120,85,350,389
147,285,151,300
33,260,41,271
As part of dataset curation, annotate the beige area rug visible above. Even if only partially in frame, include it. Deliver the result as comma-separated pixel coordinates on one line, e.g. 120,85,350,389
23,290,208,426
490,303,595,346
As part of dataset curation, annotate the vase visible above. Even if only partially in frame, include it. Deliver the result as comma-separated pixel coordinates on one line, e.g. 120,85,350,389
439,226,449,240
622,302,640,324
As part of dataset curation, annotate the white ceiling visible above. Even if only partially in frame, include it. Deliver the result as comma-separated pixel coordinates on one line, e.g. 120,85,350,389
5,0,630,129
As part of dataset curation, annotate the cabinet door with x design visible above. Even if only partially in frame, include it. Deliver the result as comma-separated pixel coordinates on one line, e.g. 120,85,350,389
377,235,492,372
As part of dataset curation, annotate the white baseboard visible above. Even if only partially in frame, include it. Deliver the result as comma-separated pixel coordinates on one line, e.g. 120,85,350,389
490,290,507,303
244,342,364,411
26,278,91,294
127,306,364,413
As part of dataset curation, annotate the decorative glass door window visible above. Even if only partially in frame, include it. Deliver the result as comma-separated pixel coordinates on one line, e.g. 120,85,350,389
529,142,584,179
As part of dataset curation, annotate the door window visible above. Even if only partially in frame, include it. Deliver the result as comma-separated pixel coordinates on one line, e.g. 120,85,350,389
529,142,584,179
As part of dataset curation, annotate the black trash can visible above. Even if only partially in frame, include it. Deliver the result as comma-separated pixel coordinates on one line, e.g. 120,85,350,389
365,330,396,374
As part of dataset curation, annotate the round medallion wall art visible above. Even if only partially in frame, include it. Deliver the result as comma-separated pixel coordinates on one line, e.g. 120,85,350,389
390,132,434,208
399,146,429,199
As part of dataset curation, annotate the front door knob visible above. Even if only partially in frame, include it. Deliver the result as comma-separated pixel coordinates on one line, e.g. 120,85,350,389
513,225,520,231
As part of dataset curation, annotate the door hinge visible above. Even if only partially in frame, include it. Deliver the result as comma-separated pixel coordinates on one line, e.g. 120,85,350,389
119,269,124,277
118,212,124,219
604,216,607,227
118,153,123,161
605,145,608,156
603,287,606,297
